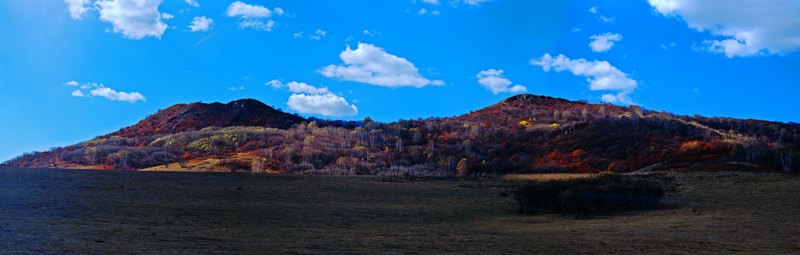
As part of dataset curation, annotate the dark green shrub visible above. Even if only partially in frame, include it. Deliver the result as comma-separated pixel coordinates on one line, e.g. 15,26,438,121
513,173,665,218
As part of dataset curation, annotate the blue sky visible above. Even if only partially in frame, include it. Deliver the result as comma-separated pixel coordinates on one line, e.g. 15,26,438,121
1,0,799,162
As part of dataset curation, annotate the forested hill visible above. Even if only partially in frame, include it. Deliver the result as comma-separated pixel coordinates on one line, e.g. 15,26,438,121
110,98,306,139
4,94,799,174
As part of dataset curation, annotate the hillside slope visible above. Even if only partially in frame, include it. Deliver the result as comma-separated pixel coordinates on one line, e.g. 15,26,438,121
4,94,799,173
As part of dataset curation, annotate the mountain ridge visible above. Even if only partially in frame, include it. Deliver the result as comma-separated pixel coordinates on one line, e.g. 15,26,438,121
4,94,799,174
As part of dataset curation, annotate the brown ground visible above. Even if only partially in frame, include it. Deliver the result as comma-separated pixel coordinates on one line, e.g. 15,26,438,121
1,167,798,254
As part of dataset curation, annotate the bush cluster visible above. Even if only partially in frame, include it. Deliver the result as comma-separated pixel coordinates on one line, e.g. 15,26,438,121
513,172,665,219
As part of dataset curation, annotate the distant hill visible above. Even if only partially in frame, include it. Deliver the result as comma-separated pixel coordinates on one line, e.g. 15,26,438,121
4,94,798,174
110,98,306,139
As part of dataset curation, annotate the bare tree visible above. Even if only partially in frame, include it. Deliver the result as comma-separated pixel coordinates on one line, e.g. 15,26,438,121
252,157,268,173
395,138,402,151
778,149,796,171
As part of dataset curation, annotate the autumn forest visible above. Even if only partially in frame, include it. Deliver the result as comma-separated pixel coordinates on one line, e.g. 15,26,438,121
4,94,799,175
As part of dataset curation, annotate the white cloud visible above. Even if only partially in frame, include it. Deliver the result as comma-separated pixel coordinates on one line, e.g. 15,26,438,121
96,0,168,40
649,0,800,57
702,39,760,57
601,92,634,105
185,0,198,7
589,6,597,13
571,27,582,32
319,43,444,88
423,0,441,5
90,87,146,103
161,13,173,20
589,32,623,52
432,10,440,15
661,42,677,50
287,93,358,117
364,30,374,36
65,0,91,19
226,1,274,18
419,8,427,15
268,80,330,94
67,81,146,103
226,1,284,31
228,86,245,91
531,54,637,92
476,69,526,95
189,16,213,32
531,54,637,105
289,82,329,94
287,82,328,94
294,32,304,38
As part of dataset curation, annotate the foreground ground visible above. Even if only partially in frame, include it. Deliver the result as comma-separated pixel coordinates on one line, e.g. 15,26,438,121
1,167,798,254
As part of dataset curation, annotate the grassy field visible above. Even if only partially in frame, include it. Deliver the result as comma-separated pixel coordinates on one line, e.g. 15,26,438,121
1,167,798,254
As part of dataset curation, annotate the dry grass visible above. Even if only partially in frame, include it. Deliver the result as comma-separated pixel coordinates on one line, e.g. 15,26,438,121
1,167,798,254
503,173,591,181
140,152,257,172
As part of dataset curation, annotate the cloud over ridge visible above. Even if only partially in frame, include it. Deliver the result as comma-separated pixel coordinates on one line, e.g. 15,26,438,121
531,54,637,105
476,69,526,95
287,93,358,117
269,80,356,117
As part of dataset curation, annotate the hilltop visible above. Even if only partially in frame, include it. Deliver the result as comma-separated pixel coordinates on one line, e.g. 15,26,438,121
4,94,799,174
110,98,306,139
